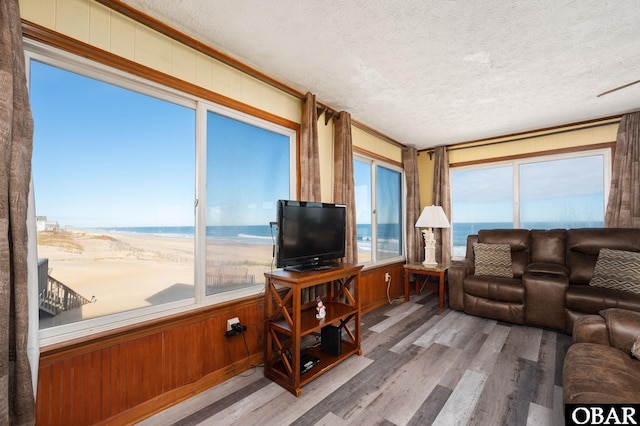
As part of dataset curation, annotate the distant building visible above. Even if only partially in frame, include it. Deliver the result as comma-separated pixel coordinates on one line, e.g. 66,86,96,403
36,216,60,232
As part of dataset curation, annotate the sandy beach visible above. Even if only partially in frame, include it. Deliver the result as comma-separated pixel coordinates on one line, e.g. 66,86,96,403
37,230,273,328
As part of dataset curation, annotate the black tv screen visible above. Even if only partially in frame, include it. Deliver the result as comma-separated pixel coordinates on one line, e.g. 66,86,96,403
275,200,346,272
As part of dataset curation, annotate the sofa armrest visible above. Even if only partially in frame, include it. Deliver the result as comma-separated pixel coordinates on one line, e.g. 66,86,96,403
448,259,473,311
600,308,640,353
572,314,609,345
525,262,569,278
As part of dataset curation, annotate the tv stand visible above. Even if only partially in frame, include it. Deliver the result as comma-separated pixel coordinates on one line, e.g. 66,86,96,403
264,263,363,396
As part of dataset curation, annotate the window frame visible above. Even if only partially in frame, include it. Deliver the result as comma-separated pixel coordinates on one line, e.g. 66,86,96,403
449,147,612,259
26,40,297,346
354,154,406,266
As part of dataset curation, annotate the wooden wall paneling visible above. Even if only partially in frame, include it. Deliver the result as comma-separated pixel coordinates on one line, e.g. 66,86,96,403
89,350,102,425
359,262,405,313
36,363,51,425
115,343,128,415
204,316,218,374
34,273,411,425
99,345,111,420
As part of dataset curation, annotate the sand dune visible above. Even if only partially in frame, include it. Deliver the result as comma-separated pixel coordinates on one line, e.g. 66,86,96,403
37,230,273,328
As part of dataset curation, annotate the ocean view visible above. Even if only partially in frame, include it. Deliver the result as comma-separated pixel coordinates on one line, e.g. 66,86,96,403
451,221,604,256
97,221,604,254
97,223,400,244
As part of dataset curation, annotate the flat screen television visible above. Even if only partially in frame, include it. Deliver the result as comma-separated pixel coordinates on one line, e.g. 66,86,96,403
275,200,346,272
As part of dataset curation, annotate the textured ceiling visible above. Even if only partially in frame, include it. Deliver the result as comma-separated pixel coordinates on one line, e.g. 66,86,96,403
121,0,640,149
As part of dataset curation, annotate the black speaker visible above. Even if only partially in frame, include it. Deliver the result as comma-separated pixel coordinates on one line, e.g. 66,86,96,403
321,325,342,356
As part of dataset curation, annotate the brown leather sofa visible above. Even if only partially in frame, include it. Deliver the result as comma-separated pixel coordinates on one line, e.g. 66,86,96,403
563,308,640,403
448,228,640,333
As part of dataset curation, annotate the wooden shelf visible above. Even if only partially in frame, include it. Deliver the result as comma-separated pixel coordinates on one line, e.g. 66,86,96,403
269,302,357,336
264,264,363,396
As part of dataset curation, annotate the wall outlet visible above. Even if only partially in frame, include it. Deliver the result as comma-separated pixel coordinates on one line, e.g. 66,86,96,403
226,317,240,331
385,272,391,282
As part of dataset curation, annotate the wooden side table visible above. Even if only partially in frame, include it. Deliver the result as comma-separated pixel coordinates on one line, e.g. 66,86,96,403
403,263,448,308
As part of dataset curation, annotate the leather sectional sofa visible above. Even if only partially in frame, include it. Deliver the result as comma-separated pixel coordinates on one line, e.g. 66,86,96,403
448,228,640,333
448,228,640,407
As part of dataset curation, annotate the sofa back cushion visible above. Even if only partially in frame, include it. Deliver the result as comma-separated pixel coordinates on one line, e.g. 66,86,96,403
477,229,530,277
567,228,640,284
530,229,566,264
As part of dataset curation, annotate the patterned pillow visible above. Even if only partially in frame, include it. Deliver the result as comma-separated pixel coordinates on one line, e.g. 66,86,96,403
589,248,640,294
473,243,513,278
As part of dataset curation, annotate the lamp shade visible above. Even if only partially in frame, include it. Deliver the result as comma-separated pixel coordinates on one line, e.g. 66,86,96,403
415,205,451,229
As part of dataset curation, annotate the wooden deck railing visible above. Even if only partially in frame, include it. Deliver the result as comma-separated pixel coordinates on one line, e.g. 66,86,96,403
38,258,92,316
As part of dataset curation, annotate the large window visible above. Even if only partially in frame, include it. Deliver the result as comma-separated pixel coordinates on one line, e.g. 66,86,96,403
451,150,610,257
30,59,196,330
205,110,292,295
27,43,295,342
354,157,404,264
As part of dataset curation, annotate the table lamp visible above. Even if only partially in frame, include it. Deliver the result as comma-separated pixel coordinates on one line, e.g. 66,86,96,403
415,205,451,267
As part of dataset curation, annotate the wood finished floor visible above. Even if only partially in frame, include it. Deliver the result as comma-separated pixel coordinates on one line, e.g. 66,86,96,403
138,291,572,426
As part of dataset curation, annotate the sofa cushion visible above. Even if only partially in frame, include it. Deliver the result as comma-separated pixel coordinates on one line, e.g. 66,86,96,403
463,275,524,303
589,248,640,294
566,285,640,315
563,343,640,404
566,228,640,284
530,229,566,264
473,243,513,277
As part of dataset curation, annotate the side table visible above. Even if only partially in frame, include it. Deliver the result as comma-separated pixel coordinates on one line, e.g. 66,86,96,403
403,263,448,308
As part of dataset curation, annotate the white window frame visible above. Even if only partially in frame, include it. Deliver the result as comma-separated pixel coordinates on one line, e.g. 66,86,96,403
354,154,406,267
449,148,611,259
26,40,296,346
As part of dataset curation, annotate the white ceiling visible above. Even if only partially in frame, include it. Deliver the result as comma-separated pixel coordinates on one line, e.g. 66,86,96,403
121,0,640,149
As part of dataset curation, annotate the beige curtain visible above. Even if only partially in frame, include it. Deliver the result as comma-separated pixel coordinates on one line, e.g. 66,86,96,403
605,112,640,227
403,147,422,264
432,146,452,265
333,112,357,264
299,92,321,202
0,0,36,424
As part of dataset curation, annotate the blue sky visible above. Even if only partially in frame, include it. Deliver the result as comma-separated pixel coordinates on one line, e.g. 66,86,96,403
31,58,602,231
452,155,605,224
30,60,289,229
206,111,290,226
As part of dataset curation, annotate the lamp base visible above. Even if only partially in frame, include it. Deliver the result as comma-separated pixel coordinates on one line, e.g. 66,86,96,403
422,228,437,267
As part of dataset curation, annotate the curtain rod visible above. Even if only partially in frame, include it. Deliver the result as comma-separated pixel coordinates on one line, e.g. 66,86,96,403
421,117,621,158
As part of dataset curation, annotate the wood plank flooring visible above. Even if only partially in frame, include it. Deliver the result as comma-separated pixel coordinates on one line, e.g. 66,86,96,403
138,291,572,426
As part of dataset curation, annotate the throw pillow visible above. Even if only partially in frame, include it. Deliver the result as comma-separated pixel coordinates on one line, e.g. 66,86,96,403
632,334,640,360
473,243,513,278
589,248,640,294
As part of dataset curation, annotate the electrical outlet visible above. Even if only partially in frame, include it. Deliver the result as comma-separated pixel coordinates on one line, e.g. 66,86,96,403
385,272,391,282
226,317,240,331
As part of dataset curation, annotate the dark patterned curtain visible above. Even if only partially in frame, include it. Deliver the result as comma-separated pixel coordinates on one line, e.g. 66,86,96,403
403,147,422,264
432,146,452,265
299,92,320,201
605,112,640,227
0,0,36,423
333,112,357,264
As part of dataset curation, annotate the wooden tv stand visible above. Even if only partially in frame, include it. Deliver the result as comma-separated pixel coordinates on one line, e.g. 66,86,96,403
263,263,363,396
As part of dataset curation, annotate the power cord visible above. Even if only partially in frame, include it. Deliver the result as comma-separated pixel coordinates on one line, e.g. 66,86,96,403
224,322,263,377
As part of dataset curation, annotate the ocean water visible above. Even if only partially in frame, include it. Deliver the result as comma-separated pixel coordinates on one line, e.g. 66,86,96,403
99,221,602,257
98,225,276,244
